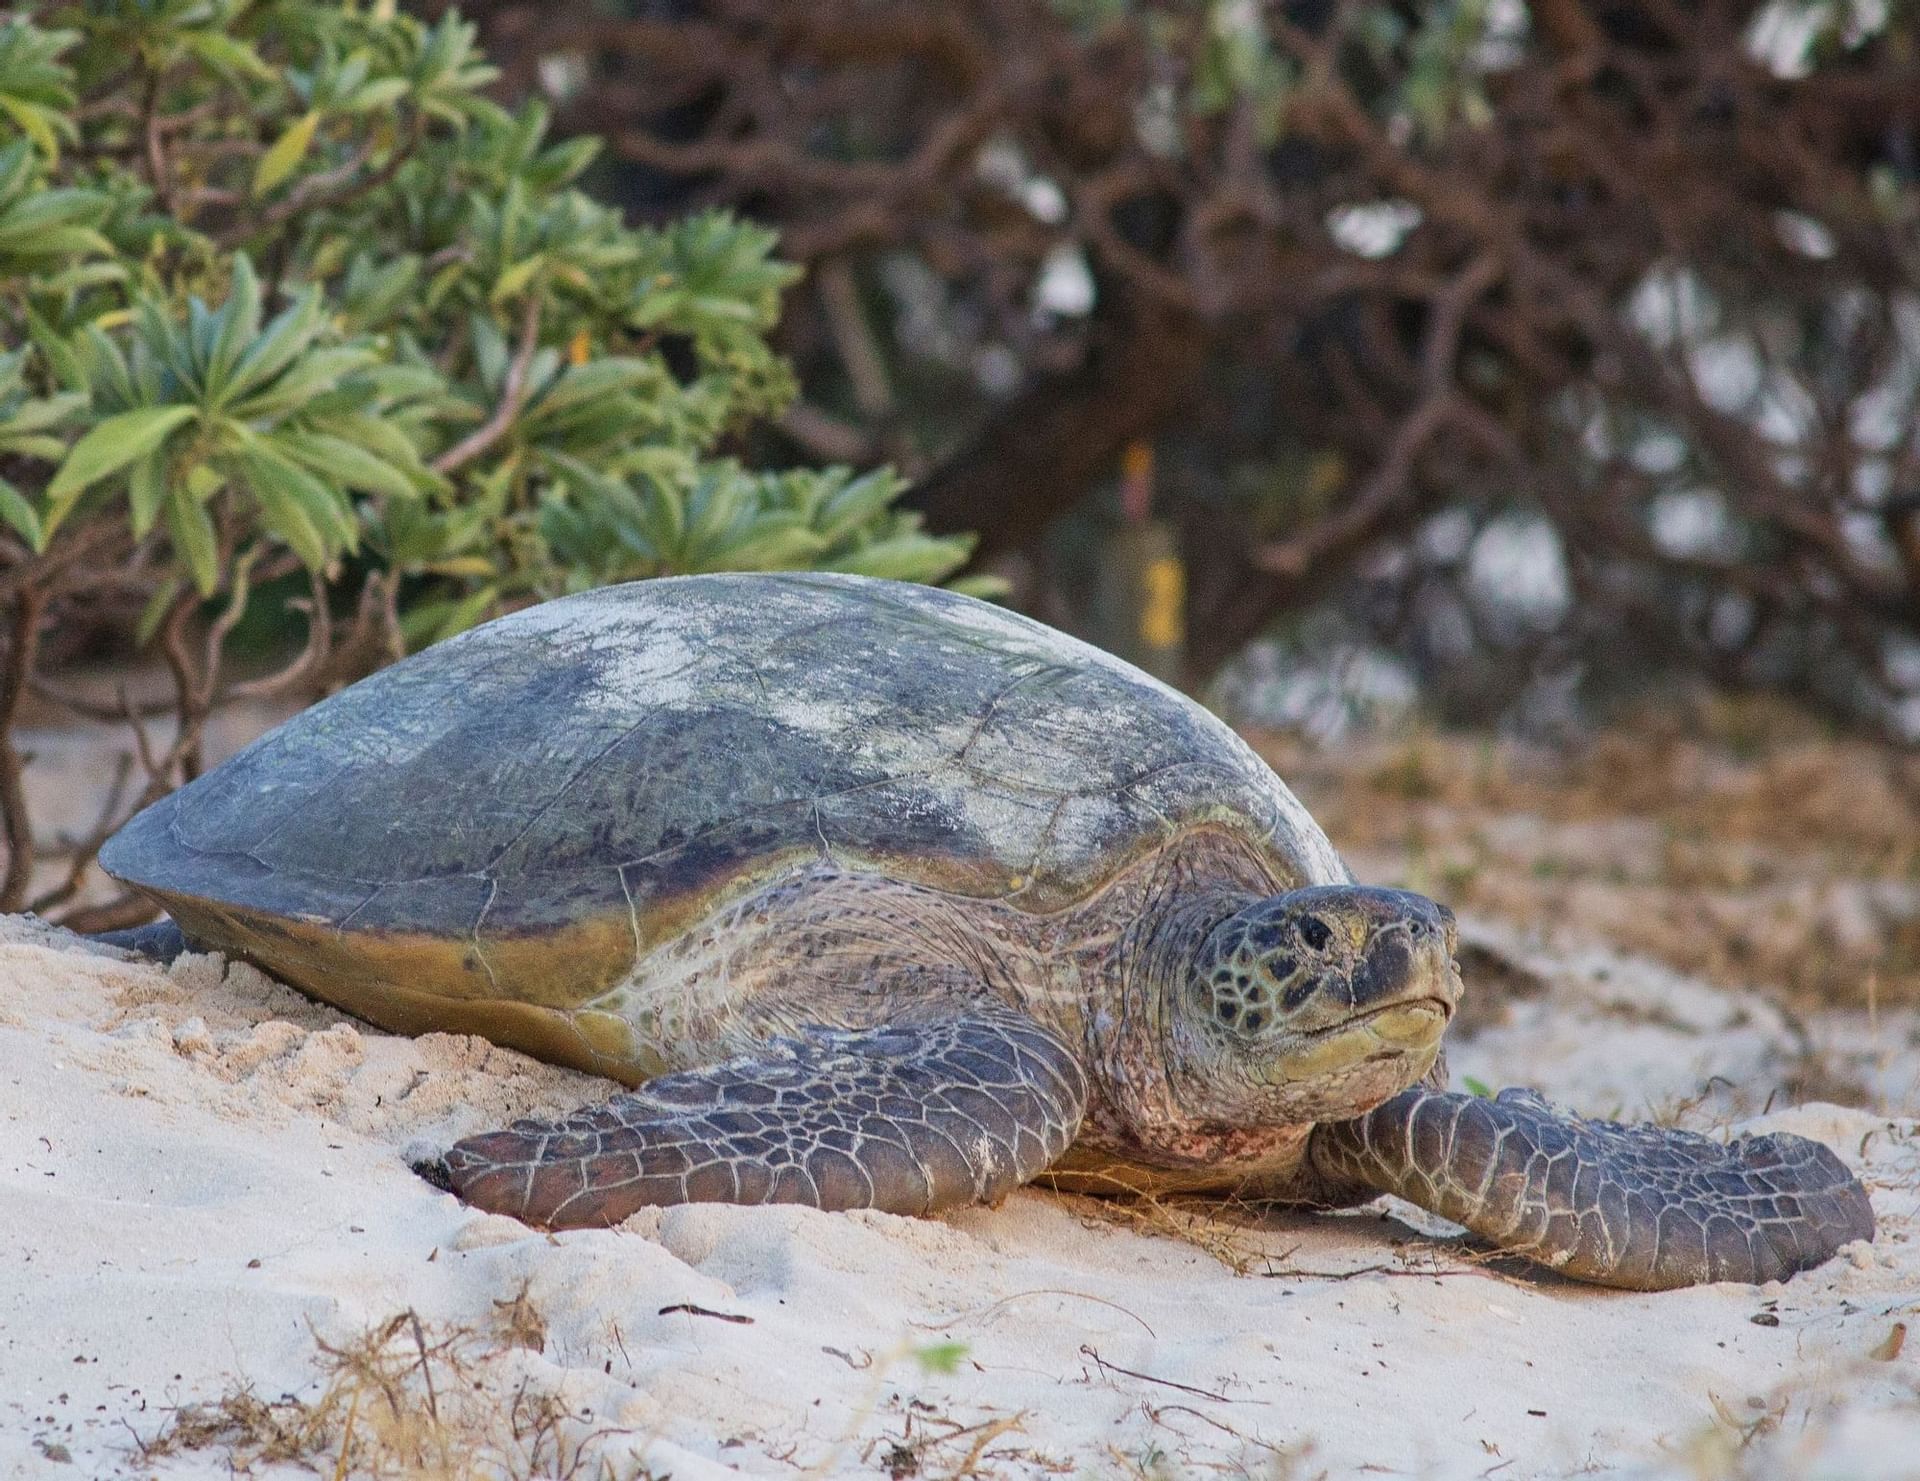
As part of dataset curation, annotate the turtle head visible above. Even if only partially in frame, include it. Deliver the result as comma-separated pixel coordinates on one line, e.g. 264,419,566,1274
1174,885,1461,1122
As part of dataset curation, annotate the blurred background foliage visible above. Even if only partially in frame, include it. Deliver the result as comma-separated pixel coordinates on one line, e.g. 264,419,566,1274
427,0,1920,741
4,0,1920,930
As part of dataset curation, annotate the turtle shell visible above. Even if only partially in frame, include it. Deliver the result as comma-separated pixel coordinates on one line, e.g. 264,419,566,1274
101,574,1344,1068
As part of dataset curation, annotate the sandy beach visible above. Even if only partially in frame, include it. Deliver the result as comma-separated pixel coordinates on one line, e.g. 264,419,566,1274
1,908,1913,1479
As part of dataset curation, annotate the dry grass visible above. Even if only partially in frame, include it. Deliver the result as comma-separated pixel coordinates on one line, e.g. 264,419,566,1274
131,1309,656,1480
1668,1333,1920,1480
1061,1189,1281,1276
1251,696,1920,1010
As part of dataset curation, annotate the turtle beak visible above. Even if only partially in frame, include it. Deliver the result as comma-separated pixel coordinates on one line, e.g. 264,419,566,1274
1350,900,1459,1020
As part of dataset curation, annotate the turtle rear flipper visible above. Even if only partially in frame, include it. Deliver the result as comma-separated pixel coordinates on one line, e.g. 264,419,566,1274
1310,1087,1875,1290
428,1007,1087,1229
90,918,190,962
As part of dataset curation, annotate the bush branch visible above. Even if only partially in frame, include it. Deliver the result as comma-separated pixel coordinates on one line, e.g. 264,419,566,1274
431,293,544,476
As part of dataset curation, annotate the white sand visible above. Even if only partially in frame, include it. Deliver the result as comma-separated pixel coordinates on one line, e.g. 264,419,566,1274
1,913,1915,1479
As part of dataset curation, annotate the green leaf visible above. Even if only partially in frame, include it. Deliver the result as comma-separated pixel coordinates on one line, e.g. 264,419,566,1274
0,186,107,237
490,253,545,304
346,78,409,114
42,404,197,538
126,447,169,538
77,325,133,407
182,30,278,83
34,259,126,296
816,468,907,544
712,522,829,570
531,358,655,418
438,586,503,640
253,110,321,198
222,289,329,402
0,434,63,462
135,576,183,646
228,345,380,418
237,443,351,559
278,429,423,501
944,573,1011,601
165,489,220,596
0,95,62,161
0,476,42,550
825,533,971,583
636,472,686,554
913,1342,968,1375
400,584,498,645
0,223,114,261
245,477,329,570
205,256,263,402
0,136,30,198
0,389,85,436
1463,1076,1493,1098
183,463,225,503
682,470,745,558
313,411,441,486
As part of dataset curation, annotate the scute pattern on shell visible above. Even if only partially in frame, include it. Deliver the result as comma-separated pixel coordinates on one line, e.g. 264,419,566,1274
101,574,1343,1005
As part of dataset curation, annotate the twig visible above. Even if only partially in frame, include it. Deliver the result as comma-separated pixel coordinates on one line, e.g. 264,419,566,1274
656,1303,754,1324
815,258,895,416
1253,253,1503,577
157,593,209,783
432,293,545,475
200,546,265,699
141,64,172,215
58,890,158,935
26,676,181,724
220,119,423,250
945,1413,1025,1477
915,1287,1156,1338
26,751,134,916
0,588,47,912
117,1417,152,1464
407,1310,440,1426
1079,1344,1236,1404
118,679,162,782
227,567,332,700
404,1307,451,1479
1258,1261,1487,1281
1143,1402,1292,1459
329,1384,362,1481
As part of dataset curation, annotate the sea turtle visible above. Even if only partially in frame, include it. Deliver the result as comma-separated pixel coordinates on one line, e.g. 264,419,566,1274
98,573,1873,1290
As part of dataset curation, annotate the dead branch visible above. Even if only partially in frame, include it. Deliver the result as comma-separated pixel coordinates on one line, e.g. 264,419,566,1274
1254,255,1504,577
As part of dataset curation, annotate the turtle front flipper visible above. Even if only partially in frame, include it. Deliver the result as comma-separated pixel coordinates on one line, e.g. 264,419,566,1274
1309,1087,1875,1290
424,1008,1088,1229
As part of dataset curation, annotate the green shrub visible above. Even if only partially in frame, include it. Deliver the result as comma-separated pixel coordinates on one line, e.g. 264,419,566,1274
0,3,976,921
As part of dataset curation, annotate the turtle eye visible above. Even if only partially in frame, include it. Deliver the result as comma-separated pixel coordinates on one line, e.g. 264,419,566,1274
1297,915,1332,951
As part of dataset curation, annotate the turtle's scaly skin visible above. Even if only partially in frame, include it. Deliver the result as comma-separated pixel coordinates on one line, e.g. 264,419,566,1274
100,574,1876,1289
438,1006,1088,1226
1313,1088,1876,1289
